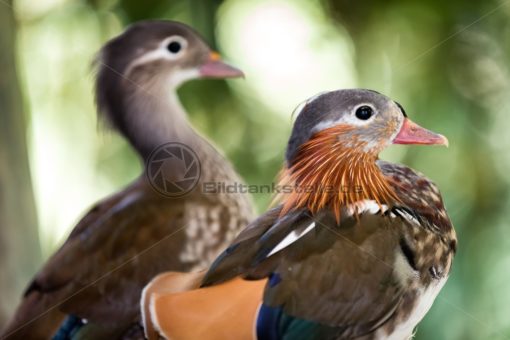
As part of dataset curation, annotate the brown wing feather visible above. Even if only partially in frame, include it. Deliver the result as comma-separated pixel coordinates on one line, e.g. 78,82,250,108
203,209,419,338
2,178,190,338
263,211,406,338
1,185,134,339
201,206,304,286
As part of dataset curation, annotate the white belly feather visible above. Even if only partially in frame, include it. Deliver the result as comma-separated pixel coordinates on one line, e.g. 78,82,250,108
377,277,448,340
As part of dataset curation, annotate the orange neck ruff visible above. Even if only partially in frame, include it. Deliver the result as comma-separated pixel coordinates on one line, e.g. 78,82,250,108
278,125,399,222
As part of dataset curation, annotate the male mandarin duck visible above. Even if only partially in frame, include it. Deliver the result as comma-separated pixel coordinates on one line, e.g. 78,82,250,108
142,89,457,340
1,21,254,339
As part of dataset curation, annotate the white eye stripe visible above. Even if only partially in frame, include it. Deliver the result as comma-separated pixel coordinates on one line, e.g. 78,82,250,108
124,35,188,77
310,103,379,133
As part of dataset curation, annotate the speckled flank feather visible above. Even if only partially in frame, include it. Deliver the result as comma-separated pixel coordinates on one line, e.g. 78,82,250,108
379,160,455,235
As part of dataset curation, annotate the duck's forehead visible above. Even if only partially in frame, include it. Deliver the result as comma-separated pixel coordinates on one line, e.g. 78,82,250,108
293,90,392,131
109,22,205,58
124,22,194,41
296,90,390,120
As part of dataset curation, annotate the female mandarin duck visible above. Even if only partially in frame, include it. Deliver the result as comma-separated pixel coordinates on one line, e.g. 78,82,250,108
142,89,457,340
1,21,254,340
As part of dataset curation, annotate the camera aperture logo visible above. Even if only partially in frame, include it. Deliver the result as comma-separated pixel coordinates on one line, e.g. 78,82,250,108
146,142,201,198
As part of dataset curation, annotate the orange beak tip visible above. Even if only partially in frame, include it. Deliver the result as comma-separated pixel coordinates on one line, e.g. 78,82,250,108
442,136,449,148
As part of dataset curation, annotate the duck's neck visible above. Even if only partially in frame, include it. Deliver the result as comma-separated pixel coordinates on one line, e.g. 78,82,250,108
278,125,399,222
120,85,199,161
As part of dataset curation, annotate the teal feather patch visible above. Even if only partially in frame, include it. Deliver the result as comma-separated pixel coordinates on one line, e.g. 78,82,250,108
256,304,339,340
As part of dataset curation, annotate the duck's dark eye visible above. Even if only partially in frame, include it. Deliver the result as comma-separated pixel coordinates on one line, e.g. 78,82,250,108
355,106,373,120
167,41,182,54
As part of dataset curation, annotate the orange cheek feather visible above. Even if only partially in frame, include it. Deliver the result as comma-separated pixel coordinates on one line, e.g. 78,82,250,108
277,125,399,222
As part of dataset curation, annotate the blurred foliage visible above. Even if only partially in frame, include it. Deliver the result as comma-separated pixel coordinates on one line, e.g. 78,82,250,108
0,0,41,326
4,0,510,338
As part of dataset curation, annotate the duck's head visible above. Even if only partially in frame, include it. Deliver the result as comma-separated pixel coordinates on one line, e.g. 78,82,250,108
280,89,448,220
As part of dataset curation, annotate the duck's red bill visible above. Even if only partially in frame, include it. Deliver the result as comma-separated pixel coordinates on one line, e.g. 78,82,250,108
393,118,449,146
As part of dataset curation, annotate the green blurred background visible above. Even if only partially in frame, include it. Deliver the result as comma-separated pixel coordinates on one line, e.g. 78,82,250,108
1,0,509,338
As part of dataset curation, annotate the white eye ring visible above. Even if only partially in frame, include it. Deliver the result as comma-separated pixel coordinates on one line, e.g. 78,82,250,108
162,35,188,59
349,103,377,124
354,104,375,120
